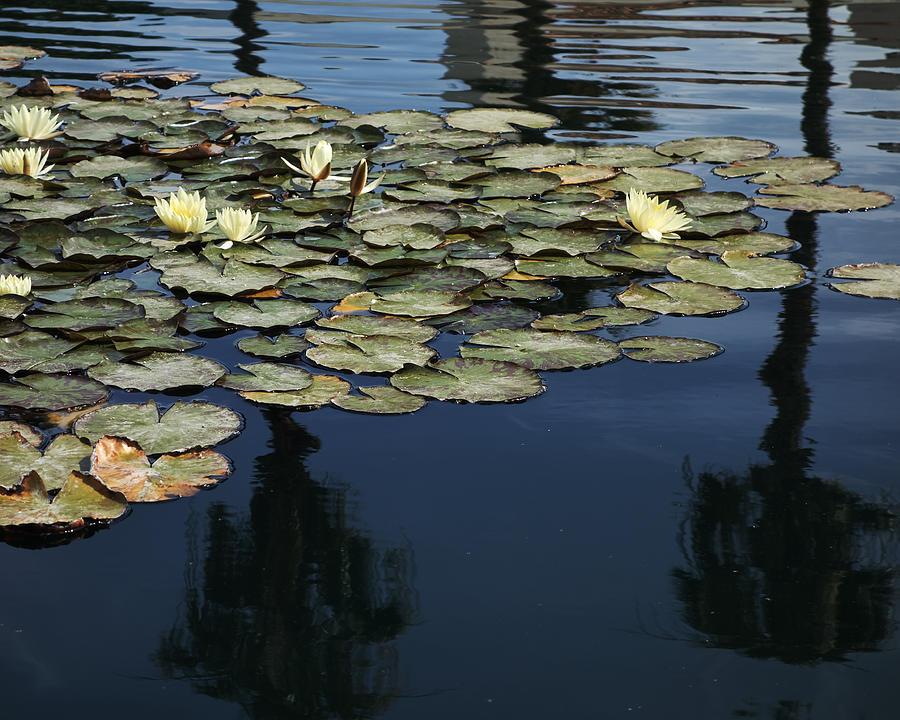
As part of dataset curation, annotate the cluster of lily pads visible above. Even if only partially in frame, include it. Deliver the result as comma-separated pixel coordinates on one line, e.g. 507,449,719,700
0,66,893,538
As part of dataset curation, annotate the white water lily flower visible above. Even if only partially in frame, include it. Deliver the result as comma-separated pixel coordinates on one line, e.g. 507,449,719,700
0,104,63,141
214,207,267,249
0,146,54,178
283,139,332,190
618,187,692,242
154,188,214,235
0,273,31,296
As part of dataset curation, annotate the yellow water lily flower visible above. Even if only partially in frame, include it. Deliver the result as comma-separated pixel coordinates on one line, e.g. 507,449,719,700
346,158,384,215
283,139,332,190
0,146,54,178
618,187,692,242
154,188,214,235
0,104,63,141
0,273,31,296
214,207,267,249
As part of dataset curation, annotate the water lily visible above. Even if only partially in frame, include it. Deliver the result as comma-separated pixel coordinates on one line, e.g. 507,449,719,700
214,207,267,249
154,188,214,235
0,146,54,178
282,139,332,191
0,104,63,141
347,158,384,216
0,272,31,296
618,188,692,242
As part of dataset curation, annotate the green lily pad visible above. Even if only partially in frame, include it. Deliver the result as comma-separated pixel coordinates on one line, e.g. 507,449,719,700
212,299,319,328
476,279,558,301
240,374,351,408
581,144,672,167
369,266,485,293
210,76,306,96
156,258,284,296
0,422,42,446
0,331,81,374
594,166,704,194
385,180,481,204
90,435,231,502
670,191,752,216
655,137,776,163
713,156,841,184
468,170,560,198
515,255,621,279
618,336,723,362
588,243,699,274
617,281,745,316
75,399,243,455
217,362,313,392
306,332,437,374
25,297,145,333
754,183,894,211
87,352,226,391
460,328,621,370
237,333,310,358
363,223,445,250
826,263,900,300
445,256,514,280
69,156,168,182
371,290,472,317
531,307,656,331
0,434,92,492
667,250,806,290
340,109,444,133
0,373,109,410
428,301,539,334
348,205,460,233
445,108,558,133
686,212,763,237
332,385,426,415
484,143,577,170
59,230,156,263
390,357,545,403
673,231,794,256
507,228,610,256
0,471,127,530
315,314,437,342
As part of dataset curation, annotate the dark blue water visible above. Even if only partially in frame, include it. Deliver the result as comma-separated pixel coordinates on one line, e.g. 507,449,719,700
1,2,899,718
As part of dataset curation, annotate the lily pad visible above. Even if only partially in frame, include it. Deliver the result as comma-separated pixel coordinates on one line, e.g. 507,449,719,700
240,374,351,408
460,328,621,370
69,156,168,182
390,357,545,403
754,183,894,211
90,435,230,502
618,336,723,362
713,156,841,184
826,263,900,300
25,297,145,333
237,333,310,358
0,331,81,374
594,166,704,194
75,399,243,455
588,243,698,274
371,290,471,317
0,434,92,491
0,374,109,410
306,332,437,374
363,223,445,250
210,76,306,96
88,352,226,391
427,302,539,333
445,108,558,133
667,251,806,290
655,137,776,163
617,281,745,316
217,362,313,392
315,314,437,342
515,255,621,279
212,299,319,328
673,231,794,256
156,258,284,296
0,471,127,530
332,386,426,415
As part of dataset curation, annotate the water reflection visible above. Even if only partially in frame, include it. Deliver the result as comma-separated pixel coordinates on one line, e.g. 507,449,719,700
156,411,418,718
673,0,897,666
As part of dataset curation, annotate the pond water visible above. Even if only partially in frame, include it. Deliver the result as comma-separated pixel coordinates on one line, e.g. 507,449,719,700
1,1,899,718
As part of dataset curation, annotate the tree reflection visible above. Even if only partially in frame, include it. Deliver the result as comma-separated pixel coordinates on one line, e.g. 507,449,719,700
672,0,896,666
156,410,418,719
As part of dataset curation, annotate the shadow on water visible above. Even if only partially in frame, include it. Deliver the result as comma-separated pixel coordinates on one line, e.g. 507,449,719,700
154,409,419,719
672,0,897,667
